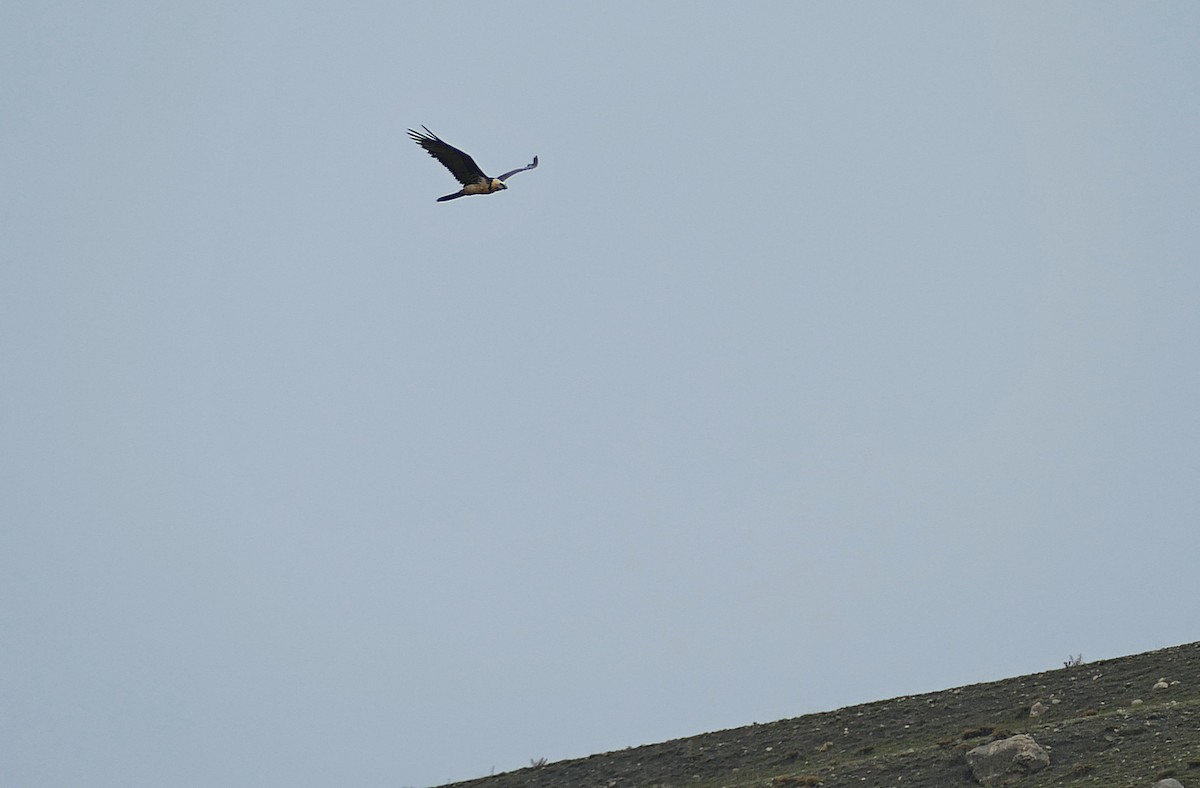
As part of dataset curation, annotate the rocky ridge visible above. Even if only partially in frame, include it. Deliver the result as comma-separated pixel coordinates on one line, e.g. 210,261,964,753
437,641,1200,788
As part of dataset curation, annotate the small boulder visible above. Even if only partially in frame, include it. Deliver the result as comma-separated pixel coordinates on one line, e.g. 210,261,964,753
1153,779,1184,788
1153,678,1170,690
1028,701,1045,718
965,734,1050,786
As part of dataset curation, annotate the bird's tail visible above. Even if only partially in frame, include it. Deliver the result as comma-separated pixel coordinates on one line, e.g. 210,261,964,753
436,190,467,202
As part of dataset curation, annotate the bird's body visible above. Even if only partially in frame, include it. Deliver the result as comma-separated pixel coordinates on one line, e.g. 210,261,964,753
461,178,506,197
407,127,538,202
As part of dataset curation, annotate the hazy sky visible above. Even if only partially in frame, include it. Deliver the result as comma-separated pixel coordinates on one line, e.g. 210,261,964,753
3,3,1198,787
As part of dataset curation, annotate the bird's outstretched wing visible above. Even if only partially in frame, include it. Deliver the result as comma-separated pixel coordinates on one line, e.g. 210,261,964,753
498,156,539,182
407,127,488,186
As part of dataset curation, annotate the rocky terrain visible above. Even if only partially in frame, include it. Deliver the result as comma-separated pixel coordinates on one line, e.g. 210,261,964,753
436,641,1199,788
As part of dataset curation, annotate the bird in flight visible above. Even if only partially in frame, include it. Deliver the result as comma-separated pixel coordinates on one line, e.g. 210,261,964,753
408,127,538,202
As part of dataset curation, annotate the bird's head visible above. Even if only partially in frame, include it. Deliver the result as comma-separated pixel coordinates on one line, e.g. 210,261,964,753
491,178,507,191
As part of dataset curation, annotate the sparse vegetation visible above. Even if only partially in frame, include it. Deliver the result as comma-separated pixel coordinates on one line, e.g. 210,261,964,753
960,725,995,740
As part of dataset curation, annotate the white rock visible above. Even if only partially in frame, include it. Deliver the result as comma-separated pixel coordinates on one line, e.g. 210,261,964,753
1153,779,1184,788
1153,678,1170,690
965,734,1050,787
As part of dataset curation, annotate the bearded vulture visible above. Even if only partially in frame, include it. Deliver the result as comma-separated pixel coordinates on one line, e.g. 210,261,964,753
408,126,538,202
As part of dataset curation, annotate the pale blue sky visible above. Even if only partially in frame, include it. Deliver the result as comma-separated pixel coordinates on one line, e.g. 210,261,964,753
2,3,1198,787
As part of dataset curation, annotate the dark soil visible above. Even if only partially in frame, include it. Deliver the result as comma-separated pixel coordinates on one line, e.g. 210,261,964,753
435,641,1200,788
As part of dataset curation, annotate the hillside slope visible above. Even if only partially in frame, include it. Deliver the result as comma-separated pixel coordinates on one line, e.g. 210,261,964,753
437,641,1199,788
